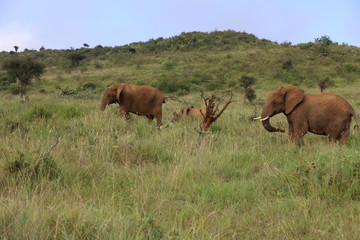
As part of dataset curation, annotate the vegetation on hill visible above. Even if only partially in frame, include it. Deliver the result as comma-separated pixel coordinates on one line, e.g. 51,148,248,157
1,30,359,98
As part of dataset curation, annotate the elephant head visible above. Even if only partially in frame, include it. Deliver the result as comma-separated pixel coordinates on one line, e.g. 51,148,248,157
171,105,193,122
259,86,304,132
100,84,124,110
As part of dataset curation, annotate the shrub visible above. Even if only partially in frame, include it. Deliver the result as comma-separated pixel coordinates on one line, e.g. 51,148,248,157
156,74,190,93
67,52,86,67
0,73,16,90
245,87,257,103
8,83,20,94
282,60,293,71
81,82,97,91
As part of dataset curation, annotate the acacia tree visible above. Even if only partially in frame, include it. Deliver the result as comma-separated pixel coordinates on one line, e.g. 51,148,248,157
2,57,45,98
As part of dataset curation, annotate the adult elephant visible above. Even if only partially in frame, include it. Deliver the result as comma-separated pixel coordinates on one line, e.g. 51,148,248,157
255,86,358,144
170,105,206,122
100,83,179,126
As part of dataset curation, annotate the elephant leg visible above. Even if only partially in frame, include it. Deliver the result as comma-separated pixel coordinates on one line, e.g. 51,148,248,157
328,121,350,145
146,115,155,123
155,115,162,127
120,108,130,120
339,129,350,145
338,122,351,145
291,122,307,144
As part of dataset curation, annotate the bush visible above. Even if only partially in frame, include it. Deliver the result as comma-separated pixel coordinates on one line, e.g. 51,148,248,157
81,82,97,91
245,87,257,103
8,83,20,94
0,74,16,90
156,74,190,93
282,60,293,71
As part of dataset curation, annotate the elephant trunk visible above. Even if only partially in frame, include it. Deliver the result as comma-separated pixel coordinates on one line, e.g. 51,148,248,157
261,108,285,133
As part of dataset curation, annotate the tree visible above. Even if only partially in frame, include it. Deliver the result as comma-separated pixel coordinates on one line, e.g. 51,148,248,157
2,57,45,98
239,75,256,102
14,46,19,52
317,77,333,92
83,43,89,48
315,35,332,55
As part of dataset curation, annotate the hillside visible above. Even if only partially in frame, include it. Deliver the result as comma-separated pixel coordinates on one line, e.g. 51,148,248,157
1,30,360,97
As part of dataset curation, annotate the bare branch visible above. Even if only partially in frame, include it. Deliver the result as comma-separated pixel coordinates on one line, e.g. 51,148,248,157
214,90,233,121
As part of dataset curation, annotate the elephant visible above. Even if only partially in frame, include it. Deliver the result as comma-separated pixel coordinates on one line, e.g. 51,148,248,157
170,105,206,122
256,86,359,144
100,83,179,126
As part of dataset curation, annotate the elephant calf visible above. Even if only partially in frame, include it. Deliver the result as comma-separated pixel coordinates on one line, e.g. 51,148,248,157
171,105,206,122
256,86,359,144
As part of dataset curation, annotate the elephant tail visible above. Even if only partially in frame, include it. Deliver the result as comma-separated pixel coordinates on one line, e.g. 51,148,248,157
163,96,182,103
351,109,359,130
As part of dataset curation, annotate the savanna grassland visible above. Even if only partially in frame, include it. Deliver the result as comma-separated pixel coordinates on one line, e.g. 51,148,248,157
1,31,360,239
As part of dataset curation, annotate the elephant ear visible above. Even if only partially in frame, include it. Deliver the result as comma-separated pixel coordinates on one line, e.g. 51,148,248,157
116,84,125,104
284,86,304,114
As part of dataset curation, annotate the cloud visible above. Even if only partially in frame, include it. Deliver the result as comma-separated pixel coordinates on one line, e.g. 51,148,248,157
0,22,37,51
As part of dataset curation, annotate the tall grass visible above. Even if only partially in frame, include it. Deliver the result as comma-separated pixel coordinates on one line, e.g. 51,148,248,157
1,88,360,239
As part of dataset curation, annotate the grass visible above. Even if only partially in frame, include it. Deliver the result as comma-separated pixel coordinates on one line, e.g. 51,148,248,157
1,88,360,239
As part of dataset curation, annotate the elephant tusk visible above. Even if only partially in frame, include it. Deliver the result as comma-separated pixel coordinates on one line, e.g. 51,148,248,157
253,116,262,120
260,116,269,121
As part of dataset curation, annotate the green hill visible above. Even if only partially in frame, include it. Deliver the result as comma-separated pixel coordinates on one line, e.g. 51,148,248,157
1,30,359,96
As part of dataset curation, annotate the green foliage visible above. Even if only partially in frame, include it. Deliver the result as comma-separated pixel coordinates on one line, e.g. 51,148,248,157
8,83,20,94
0,73,16,90
81,82,97,90
282,60,293,71
156,74,190,93
239,75,257,102
245,87,257,102
67,52,86,67
239,75,256,89
315,35,333,46
2,56,45,97
314,35,333,54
